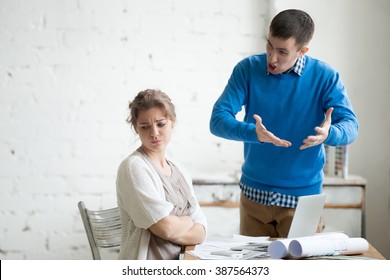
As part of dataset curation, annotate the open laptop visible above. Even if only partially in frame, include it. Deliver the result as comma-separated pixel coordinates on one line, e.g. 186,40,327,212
287,193,326,238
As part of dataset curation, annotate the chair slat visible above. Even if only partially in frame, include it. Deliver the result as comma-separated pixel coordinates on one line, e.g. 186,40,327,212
78,201,122,259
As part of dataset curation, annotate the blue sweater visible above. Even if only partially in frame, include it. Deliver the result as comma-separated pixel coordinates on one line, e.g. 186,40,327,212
210,54,359,196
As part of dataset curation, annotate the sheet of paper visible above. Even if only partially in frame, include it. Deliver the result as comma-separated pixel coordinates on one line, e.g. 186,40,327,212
232,234,270,243
187,235,271,260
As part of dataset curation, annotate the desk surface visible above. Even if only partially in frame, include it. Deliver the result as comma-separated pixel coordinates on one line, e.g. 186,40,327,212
184,243,385,260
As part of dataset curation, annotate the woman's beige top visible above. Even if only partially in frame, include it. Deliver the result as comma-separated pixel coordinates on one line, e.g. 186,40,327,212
147,157,197,259
116,148,207,260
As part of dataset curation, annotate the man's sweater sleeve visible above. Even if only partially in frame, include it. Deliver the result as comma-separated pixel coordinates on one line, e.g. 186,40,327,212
209,61,259,143
322,72,359,146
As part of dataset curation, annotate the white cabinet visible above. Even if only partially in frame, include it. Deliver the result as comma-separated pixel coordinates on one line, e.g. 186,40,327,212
322,175,366,237
193,175,366,238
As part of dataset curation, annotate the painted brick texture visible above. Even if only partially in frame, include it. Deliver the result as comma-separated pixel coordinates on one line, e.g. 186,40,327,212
0,0,269,259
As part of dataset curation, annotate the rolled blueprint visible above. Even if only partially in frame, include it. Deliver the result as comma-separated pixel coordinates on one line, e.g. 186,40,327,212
267,239,292,259
267,233,349,259
289,237,369,258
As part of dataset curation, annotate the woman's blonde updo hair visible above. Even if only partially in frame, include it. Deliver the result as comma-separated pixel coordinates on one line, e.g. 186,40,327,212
126,89,176,131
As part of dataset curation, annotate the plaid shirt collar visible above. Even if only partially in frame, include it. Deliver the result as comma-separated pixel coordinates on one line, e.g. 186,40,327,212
267,55,306,76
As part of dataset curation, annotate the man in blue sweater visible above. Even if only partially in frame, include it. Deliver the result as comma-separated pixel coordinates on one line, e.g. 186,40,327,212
209,9,359,237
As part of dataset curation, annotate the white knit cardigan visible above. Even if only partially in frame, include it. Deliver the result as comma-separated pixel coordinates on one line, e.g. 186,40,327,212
116,150,207,259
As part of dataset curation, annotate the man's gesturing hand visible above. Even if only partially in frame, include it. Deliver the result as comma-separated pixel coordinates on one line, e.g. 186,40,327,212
300,107,334,150
253,114,292,147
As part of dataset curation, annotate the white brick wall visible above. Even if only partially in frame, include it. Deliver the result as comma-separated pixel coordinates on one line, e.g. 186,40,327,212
0,0,269,259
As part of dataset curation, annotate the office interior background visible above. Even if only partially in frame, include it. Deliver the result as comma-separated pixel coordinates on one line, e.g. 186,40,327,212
0,0,389,259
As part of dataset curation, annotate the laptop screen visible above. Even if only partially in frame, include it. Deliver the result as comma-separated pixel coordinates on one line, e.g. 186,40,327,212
287,193,326,238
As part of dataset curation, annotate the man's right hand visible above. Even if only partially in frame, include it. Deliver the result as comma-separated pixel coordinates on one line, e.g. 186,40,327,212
253,114,292,147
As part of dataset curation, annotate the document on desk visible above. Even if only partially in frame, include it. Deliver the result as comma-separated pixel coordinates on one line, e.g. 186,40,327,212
187,234,272,260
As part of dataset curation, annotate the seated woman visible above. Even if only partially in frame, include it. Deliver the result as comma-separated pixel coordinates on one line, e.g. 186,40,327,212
116,89,207,259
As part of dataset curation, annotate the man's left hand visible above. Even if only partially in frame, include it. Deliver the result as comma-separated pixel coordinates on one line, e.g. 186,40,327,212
300,107,333,150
